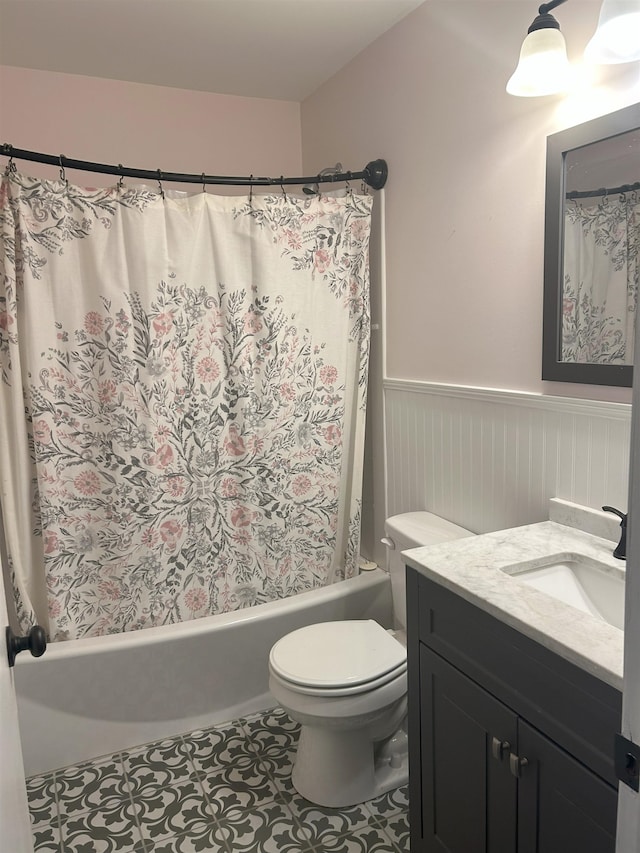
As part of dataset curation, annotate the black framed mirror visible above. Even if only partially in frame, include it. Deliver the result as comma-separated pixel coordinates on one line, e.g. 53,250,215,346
542,102,640,387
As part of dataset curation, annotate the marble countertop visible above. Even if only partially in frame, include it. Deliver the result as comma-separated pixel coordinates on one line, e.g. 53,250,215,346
403,519,625,691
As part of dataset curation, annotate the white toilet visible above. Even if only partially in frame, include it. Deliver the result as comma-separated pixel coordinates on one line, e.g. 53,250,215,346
268,511,474,807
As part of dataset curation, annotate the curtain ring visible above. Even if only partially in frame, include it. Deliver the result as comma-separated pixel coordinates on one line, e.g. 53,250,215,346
59,154,68,186
117,164,125,191
157,169,165,199
201,172,207,194
3,144,16,176
249,175,253,205
280,177,287,202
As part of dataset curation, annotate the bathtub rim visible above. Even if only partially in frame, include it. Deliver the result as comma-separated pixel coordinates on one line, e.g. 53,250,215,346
17,568,389,663
16,567,389,666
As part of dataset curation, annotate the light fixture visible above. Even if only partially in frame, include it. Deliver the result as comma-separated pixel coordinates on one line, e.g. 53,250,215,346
507,0,572,97
585,0,640,64
507,0,640,97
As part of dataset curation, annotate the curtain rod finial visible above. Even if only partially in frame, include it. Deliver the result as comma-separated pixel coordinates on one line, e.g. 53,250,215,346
363,159,388,190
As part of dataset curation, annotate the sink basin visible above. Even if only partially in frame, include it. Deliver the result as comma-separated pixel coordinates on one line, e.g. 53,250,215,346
504,556,625,630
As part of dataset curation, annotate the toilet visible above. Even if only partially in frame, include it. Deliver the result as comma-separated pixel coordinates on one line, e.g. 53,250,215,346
268,511,474,807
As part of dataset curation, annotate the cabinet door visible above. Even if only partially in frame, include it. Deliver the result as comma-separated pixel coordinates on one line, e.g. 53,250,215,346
418,647,518,853
517,720,617,853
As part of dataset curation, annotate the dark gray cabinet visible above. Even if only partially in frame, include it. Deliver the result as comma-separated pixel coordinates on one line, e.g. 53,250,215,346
407,568,622,853
420,646,517,852
517,719,617,853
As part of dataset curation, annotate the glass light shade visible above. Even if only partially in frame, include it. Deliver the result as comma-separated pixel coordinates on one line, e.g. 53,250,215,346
507,27,572,97
585,0,640,64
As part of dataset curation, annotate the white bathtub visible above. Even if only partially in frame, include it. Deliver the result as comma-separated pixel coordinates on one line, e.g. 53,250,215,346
14,569,392,777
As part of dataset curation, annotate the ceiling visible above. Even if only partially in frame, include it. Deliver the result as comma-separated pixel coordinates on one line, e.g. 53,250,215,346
0,0,426,101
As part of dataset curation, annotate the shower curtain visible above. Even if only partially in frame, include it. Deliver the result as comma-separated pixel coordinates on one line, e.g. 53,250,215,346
562,194,639,364
0,170,372,640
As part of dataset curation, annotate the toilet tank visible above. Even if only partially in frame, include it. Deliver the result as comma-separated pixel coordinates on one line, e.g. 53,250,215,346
382,512,474,632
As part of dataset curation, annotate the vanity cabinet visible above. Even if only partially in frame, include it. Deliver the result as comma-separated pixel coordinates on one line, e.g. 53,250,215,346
407,568,622,853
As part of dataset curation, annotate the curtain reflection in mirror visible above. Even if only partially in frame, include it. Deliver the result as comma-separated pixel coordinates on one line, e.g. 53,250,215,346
562,191,639,364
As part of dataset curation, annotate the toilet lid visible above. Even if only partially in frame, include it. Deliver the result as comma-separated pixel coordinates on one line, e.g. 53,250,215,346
269,620,406,690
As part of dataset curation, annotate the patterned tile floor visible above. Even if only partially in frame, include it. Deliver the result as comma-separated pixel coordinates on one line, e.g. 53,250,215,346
27,707,410,852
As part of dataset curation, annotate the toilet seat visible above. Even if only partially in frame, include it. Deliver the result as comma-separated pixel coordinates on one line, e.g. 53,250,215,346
270,663,406,697
269,620,407,697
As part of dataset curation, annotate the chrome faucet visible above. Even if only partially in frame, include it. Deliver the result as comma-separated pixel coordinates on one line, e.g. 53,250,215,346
602,506,627,560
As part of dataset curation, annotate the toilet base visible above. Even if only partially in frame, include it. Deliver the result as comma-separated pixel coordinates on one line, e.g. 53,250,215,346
290,724,409,807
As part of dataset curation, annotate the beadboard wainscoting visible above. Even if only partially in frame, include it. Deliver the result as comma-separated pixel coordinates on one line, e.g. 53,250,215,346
384,381,631,537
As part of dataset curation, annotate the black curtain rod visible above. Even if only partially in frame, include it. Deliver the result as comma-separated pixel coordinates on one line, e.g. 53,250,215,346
566,180,640,200
0,144,388,190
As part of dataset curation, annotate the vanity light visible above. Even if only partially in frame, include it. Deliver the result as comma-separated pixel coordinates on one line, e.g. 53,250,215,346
508,0,640,97
507,0,572,97
584,0,640,64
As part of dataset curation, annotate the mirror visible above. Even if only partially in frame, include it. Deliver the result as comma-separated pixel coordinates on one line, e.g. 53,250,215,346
542,103,640,387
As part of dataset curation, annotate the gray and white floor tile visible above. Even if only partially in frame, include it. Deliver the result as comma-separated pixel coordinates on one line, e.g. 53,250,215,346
27,707,409,852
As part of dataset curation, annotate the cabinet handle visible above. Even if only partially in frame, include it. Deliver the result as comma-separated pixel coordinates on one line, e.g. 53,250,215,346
491,737,510,760
509,753,529,777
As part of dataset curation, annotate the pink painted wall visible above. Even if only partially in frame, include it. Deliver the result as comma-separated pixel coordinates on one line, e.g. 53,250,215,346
0,66,301,189
301,0,640,403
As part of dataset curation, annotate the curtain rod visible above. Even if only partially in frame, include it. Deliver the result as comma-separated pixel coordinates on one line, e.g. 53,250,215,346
566,180,640,200
0,144,388,190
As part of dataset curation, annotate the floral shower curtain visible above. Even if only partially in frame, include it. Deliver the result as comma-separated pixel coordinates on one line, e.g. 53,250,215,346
0,170,372,640
562,194,639,364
